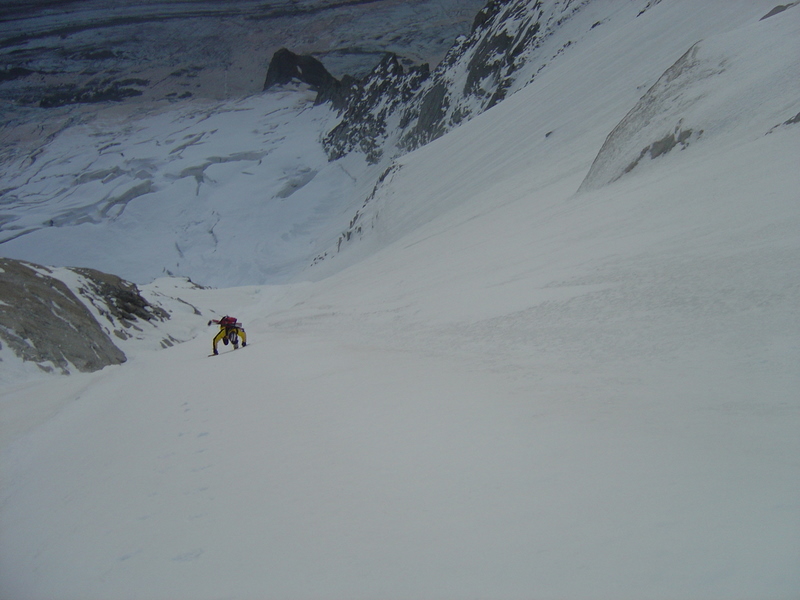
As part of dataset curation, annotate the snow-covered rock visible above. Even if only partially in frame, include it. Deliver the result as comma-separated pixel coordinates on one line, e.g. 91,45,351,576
0,256,222,378
0,258,157,374
323,54,431,164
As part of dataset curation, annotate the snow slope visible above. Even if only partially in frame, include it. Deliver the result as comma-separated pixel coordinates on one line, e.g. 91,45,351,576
1,1,799,598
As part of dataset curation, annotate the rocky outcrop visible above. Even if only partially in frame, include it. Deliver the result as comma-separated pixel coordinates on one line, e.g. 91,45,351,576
69,267,169,340
323,54,430,164
397,0,545,153
264,47,432,164
0,258,167,374
263,48,350,108
577,44,712,192
315,0,596,164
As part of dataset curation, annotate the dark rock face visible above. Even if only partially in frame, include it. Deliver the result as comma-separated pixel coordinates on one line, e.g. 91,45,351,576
263,48,330,89
621,127,699,176
464,1,535,104
70,267,169,336
263,49,433,164
0,258,166,374
315,0,595,164
263,48,343,102
323,54,430,164
397,0,548,153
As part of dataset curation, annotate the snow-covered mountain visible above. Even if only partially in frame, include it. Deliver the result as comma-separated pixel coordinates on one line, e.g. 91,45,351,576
0,0,485,288
1,1,799,598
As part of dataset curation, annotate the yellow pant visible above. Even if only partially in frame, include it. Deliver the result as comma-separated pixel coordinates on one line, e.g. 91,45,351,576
213,326,246,352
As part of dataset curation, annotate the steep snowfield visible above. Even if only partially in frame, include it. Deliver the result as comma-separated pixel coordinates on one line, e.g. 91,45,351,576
1,1,799,599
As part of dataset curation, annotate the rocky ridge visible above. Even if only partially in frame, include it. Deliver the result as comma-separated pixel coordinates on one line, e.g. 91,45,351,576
0,257,173,374
318,0,601,164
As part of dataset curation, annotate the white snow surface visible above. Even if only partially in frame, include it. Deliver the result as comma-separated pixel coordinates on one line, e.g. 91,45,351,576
2,1,800,598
